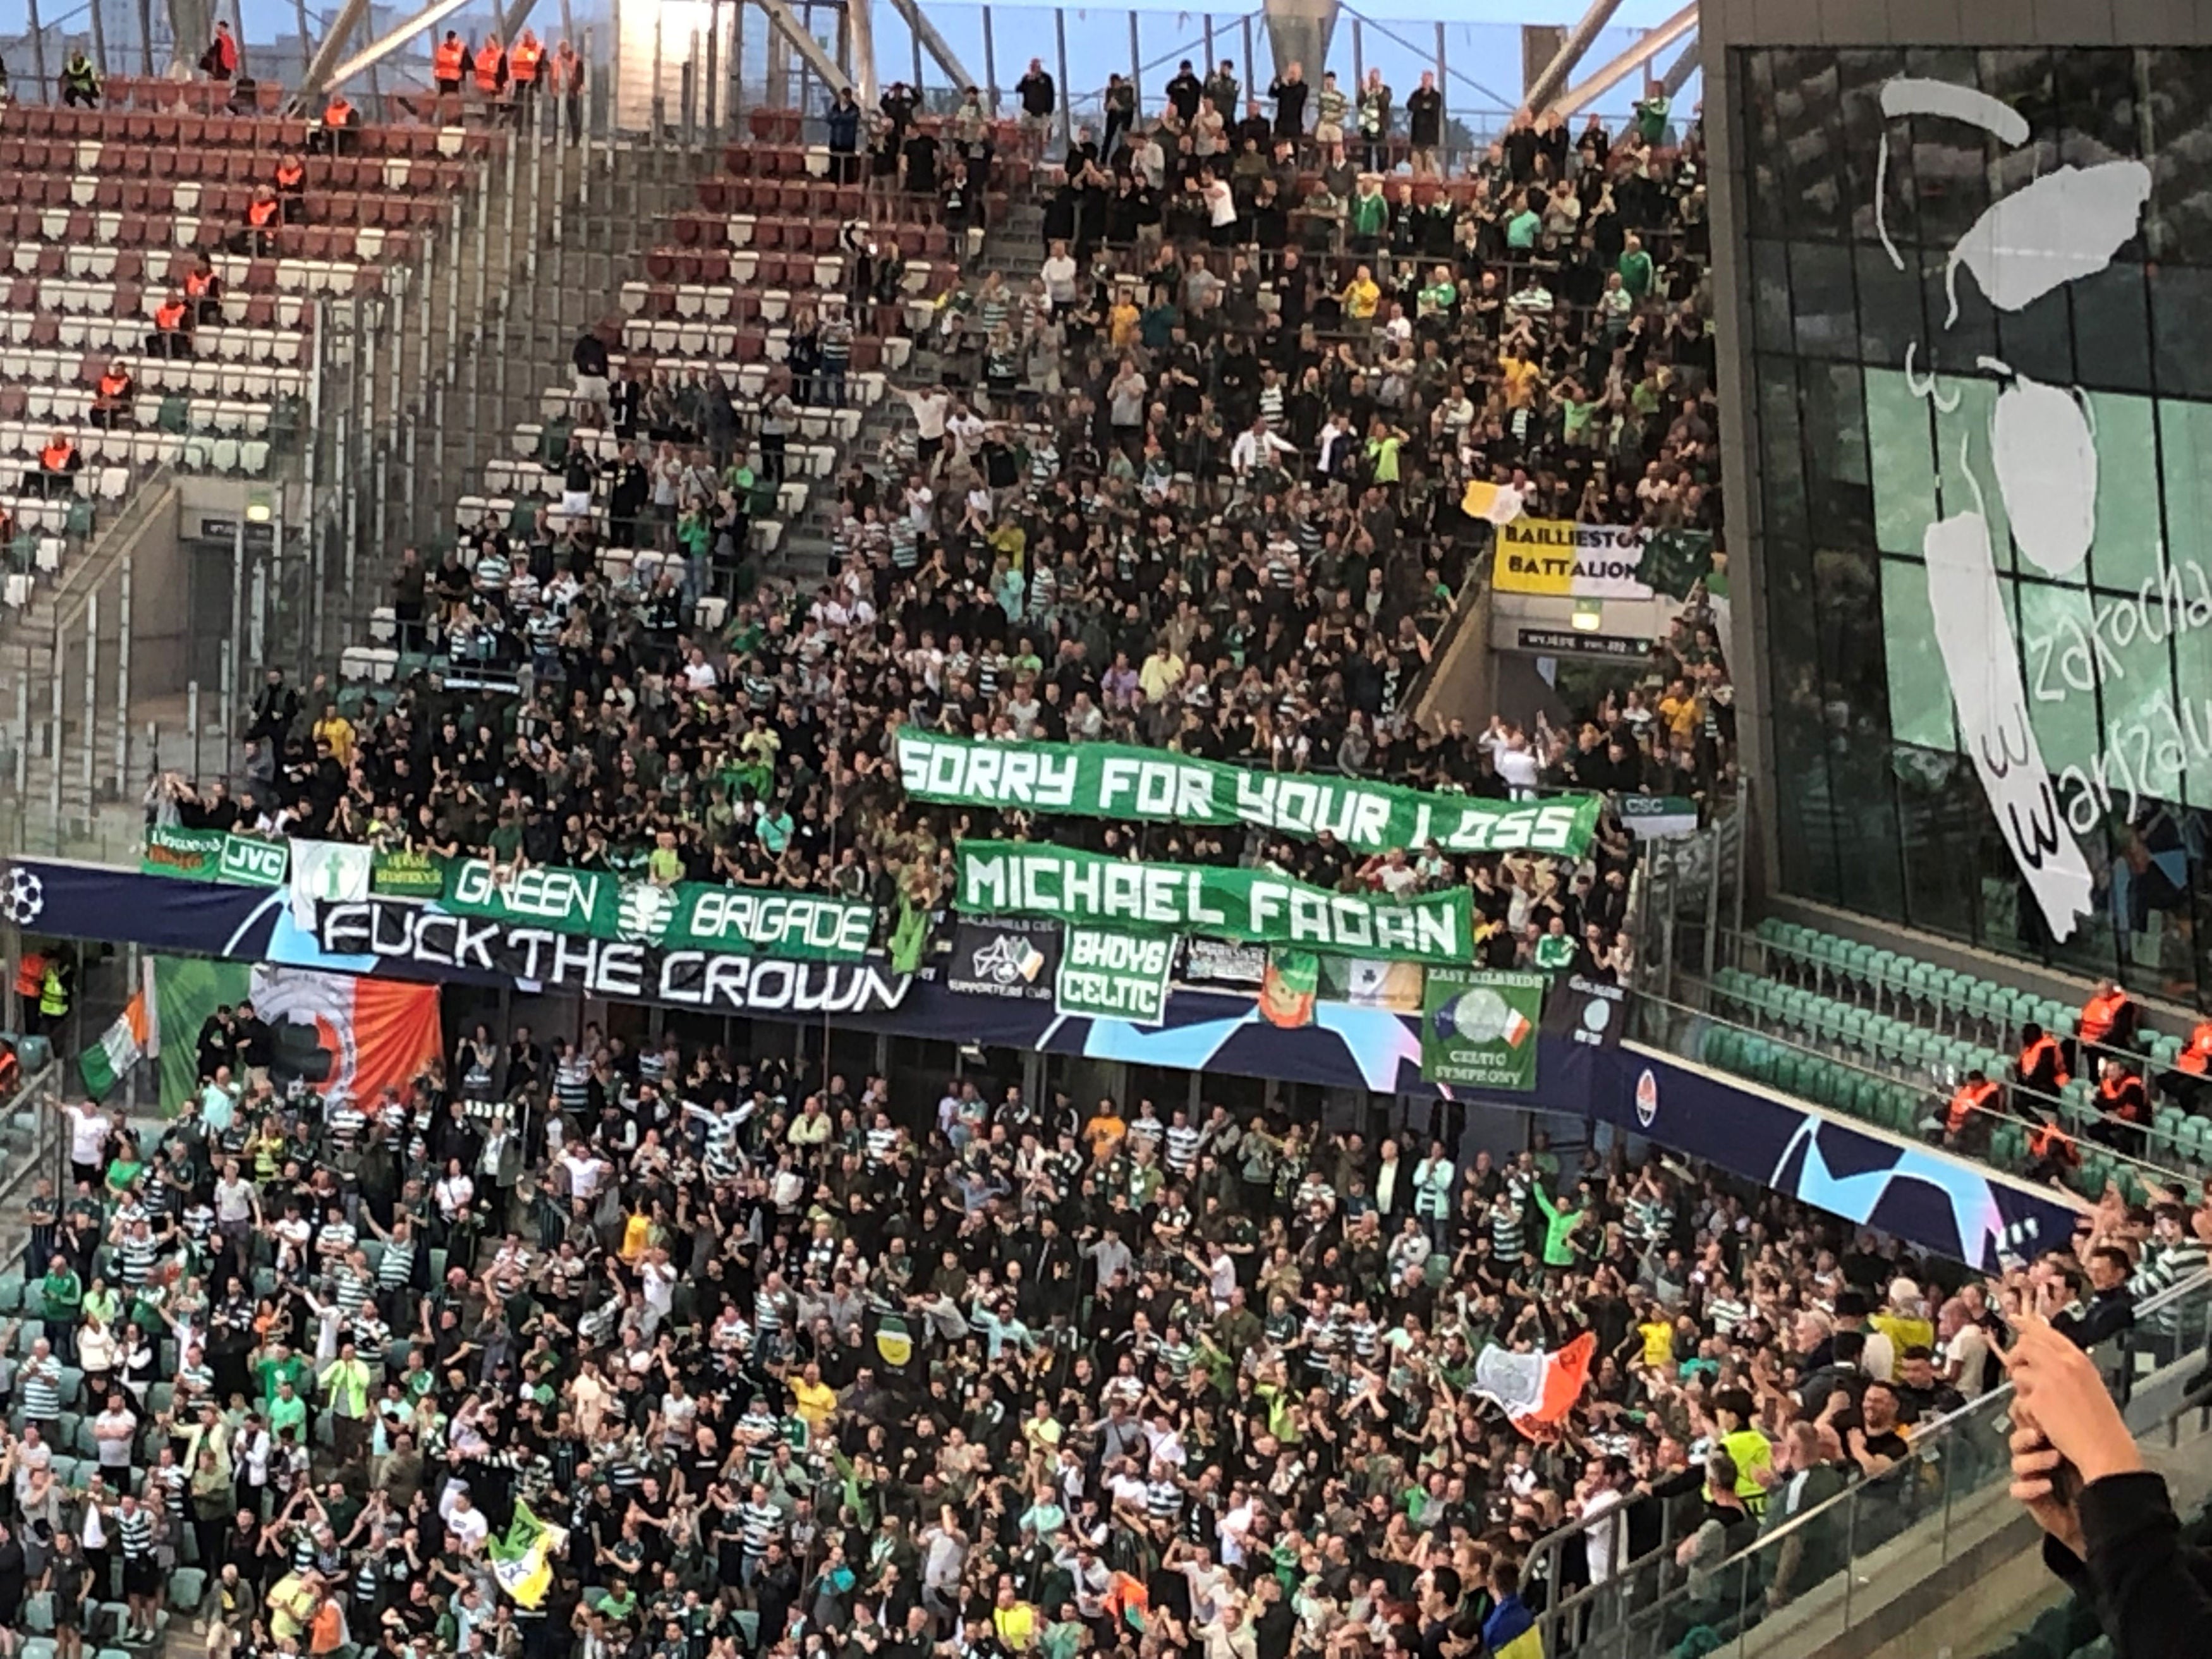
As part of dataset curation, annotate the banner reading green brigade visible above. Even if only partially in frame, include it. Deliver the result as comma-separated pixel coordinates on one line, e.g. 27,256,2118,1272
438,856,877,960
899,731,1601,857
1421,968,1546,1090
141,826,288,886
958,841,1473,964
1054,928,1172,1025
371,849,446,897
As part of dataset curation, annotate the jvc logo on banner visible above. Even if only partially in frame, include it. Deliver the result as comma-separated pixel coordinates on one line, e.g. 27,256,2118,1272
220,837,288,886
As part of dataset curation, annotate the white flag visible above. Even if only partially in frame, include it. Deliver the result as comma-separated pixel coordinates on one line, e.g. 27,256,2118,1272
289,840,374,927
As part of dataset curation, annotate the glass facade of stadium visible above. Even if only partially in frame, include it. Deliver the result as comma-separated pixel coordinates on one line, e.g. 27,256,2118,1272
1713,8,2212,1009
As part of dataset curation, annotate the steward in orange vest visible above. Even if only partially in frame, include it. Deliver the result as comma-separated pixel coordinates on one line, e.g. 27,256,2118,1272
434,31,467,92
1945,1071,1999,1145
475,37,507,97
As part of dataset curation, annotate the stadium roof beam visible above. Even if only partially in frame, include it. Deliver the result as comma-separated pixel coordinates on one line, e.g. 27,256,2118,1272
497,0,541,48
312,0,475,94
1522,0,1626,114
1261,0,1339,82
847,0,877,108
291,0,374,106
1548,1,1697,116
880,0,973,94
754,0,851,96
1661,30,1701,98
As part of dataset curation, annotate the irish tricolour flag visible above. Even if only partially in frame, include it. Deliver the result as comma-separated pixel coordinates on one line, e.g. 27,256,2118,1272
79,977,152,1099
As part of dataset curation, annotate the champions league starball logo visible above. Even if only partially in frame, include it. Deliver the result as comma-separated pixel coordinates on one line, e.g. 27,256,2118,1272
1,866,44,927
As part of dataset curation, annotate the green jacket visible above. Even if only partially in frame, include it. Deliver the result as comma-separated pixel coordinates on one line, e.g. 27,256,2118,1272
1532,1186,1584,1267
40,1267,83,1321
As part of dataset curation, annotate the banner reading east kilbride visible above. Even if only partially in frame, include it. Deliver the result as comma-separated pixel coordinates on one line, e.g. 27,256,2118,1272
437,856,877,961
958,841,1474,964
898,731,1601,857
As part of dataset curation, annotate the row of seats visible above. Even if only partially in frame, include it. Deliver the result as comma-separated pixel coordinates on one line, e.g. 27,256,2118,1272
0,141,469,196
13,91,501,159
1710,966,2212,1175
3,209,406,272
6,237,370,295
674,207,955,258
3,316,307,365
0,387,279,437
632,248,871,293
0,348,305,398
611,317,906,371
1753,918,2197,1073
719,131,1026,178
1699,1024,2143,1204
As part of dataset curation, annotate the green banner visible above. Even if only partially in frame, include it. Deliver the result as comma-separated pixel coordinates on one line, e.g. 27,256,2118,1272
141,826,288,886
438,857,877,960
154,954,251,1109
1421,968,1546,1090
899,731,1602,856
1054,928,1172,1025
957,841,1473,964
372,849,447,897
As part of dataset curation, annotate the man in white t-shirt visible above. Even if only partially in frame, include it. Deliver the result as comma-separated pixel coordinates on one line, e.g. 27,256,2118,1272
63,1098,113,1184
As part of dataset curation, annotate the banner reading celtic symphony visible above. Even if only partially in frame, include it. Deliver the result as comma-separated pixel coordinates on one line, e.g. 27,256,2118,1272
898,731,1601,856
437,857,877,961
957,841,1473,964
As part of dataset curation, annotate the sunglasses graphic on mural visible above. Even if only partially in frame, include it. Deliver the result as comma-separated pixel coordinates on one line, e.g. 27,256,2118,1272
1877,78,2153,943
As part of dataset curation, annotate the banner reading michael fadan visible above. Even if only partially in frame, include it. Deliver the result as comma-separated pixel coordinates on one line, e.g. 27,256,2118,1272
956,842,1474,965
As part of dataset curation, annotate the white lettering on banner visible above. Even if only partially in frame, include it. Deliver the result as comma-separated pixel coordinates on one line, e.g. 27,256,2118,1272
1057,968,1165,1017
1232,772,1394,845
1066,930,1171,975
684,890,872,954
222,839,288,882
906,732,1079,810
1098,755,1215,820
453,859,604,924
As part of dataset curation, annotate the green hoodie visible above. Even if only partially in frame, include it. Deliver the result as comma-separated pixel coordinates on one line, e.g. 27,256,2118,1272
1532,1186,1584,1267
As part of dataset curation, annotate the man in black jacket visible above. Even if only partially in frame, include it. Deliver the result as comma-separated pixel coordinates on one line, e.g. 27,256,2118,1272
245,669,300,753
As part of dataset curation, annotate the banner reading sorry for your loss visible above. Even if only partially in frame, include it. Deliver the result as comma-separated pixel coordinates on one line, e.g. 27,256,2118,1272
959,841,1473,964
898,731,1600,856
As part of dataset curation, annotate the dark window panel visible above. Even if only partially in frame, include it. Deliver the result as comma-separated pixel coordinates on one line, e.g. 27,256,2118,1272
2054,48,2145,172
1787,241,1857,358
1854,243,1926,367
2141,49,2212,265
2150,264,2212,398
1758,355,1808,547
1751,238,1794,353
2068,261,2151,395
1994,284,2075,386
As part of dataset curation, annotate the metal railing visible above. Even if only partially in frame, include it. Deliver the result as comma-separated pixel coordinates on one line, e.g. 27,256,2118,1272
0,1058,68,1231
1524,1269,2212,1659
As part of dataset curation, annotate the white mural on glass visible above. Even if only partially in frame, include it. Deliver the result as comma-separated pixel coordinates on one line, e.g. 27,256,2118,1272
1876,76,2153,942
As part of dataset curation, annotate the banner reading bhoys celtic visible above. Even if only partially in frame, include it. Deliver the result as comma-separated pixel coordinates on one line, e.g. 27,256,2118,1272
438,858,877,961
898,731,1600,857
957,842,1473,964
140,826,288,887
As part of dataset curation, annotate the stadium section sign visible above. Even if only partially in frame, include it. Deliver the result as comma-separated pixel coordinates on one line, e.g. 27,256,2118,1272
898,731,1600,856
957,841,1473,964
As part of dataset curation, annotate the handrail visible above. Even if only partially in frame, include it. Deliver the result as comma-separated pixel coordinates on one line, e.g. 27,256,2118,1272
1634,987,2197,1194
1523,1267,2212,1659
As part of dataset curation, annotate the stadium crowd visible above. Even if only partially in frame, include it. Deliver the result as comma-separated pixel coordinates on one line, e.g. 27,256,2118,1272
1,1027,2206,1659
129,62,1732,991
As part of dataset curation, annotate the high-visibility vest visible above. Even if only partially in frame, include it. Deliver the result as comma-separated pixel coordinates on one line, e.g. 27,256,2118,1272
185,268,215,298
2097,1073,2148,1122
322,97,352,127
276,162,303,189
434,38,466,82
40,442,73,471
248,196,278,228
2079,990,2129,1047
63,59,97,95
39,966,67,1017
156,301,186,330
554,52,583,92
2017,1033,2069,1090
1946,1078,1998,1137
475,44,504,93
98,373,130,400
510,39,542,82
2027,1122,2079,1166
2178,1022,2212,1076
15,951,46,999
